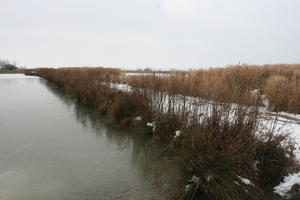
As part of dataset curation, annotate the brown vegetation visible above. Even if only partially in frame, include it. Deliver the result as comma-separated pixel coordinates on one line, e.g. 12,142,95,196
33,66,299,200
122,64,300,114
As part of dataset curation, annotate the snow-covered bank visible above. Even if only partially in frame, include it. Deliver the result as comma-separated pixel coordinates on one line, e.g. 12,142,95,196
274,172,300,198
97,81,300,198
97,82,300,146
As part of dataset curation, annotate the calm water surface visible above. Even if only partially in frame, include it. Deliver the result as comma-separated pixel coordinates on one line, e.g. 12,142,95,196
0,74,179,200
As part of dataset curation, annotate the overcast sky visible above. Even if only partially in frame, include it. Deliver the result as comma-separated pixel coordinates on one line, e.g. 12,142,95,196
1,0,300,69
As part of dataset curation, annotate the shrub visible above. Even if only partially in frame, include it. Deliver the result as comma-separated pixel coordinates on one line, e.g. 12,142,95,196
172,104,296,199
264,76,290,112
255,132,297,185
108,94,139,123
153,112,187,142
176,153,261,200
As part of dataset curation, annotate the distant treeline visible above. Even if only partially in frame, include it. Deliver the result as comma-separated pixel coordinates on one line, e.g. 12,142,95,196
0,59,18,71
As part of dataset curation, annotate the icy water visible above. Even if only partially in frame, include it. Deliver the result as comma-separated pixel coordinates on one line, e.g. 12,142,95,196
0,74,179,200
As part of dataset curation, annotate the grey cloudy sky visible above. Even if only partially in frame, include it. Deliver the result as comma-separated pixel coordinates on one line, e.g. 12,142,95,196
1,0,300,69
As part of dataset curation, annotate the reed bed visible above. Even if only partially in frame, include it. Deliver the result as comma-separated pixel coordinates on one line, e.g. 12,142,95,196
122,64,300,114
34,66,299,199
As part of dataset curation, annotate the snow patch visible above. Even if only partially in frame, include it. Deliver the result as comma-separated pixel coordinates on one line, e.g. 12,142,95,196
274,172,300,198
147,122,156,131
251,89,260,98
134,116,142,121
252,160,260,172
174,130,181,138
261,94,269,107
250,89,269,108
206,175,214,182
237,176,253,185
191,175,200,183
185,184,191,192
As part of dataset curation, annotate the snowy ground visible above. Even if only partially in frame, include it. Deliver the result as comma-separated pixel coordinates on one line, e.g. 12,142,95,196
0,74,38,79
98,81,300,198
124,72,170,77
274,172,300,199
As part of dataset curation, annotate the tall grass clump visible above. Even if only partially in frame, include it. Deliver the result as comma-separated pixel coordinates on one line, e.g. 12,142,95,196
265,75,300,113
172,104,297,200
255,131,297,185
109,94,139,123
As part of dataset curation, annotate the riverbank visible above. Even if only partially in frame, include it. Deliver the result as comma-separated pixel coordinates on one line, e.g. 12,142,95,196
34,66,300,199
0,70,23,74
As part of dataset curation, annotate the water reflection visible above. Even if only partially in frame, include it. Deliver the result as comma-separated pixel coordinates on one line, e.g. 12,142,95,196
40,79,180,199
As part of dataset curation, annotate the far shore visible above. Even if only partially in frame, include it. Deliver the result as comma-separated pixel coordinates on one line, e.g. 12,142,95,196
0,70,24,74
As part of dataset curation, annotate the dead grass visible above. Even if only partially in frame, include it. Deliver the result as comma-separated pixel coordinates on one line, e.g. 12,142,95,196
34,65,299,200
264,75,300,113
122,64,300,114
264,75,290,112
172,104,297,200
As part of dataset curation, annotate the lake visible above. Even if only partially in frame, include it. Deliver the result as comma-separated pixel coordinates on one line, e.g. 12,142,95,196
0,74,179,200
